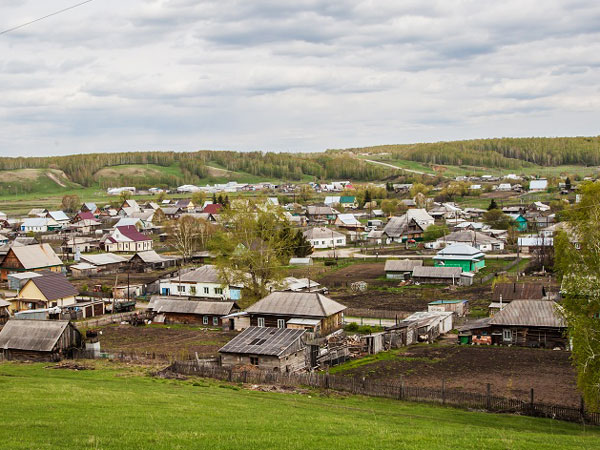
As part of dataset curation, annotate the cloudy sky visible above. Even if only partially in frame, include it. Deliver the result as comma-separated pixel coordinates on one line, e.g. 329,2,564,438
1,0,599,157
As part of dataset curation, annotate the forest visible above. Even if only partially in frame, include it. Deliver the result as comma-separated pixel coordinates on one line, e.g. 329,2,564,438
0,150,391,188
334,136,600,168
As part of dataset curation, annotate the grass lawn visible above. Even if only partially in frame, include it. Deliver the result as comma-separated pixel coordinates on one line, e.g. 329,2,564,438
0,362,597,449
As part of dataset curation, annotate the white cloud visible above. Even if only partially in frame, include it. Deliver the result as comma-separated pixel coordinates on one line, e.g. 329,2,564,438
0,0,599,156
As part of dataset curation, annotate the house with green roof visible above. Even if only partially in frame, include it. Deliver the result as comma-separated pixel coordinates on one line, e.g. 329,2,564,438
339,196,357,209
434,243,485,272
507,213,528,232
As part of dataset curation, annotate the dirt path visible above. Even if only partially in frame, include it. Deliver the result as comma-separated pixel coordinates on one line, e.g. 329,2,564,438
363,159,436,177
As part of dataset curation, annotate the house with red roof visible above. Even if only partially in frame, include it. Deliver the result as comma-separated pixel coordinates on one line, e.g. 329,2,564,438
203,204,223,215
101,225,153,252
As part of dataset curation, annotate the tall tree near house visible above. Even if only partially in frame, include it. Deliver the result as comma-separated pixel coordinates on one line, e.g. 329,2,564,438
168,216,212,262
119,190,131,202
212,193,217,204
554,181,600,410
565,177,572,191
380,199,398,217
363,189,372,208
488,198,498,210
191,191,205,207
208,202,296,302
292,230,313,258
61,194,80,213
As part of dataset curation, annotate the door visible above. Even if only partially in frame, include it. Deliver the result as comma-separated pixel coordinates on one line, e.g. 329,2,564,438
161,288,170,295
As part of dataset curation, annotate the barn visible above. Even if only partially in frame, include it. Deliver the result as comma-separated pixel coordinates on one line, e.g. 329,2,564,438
0,320,83,361
148,297,238,327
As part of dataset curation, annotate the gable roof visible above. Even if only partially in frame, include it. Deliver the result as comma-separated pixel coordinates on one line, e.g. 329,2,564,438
3,244,62,269
203,204,222,215
435,243,485,260
384,259,423,272
303,227,345,240
383,209,434,237
131,250,173,264
75,211,95,221
340,196,355,203
529,179,548,190
245,291,346,318
492,283,546,301
113,225,151,242
412,266,462,278
148,298,235,316
47,211,70,222
82,202,98,212
335,214,361,226
0,320,74,352
219,326,306,357
489,300,565,327
25,272,78,301
80,253,128,266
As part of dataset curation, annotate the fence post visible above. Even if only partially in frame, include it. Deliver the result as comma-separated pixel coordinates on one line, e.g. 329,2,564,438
325,371,330,390
580,396,585,422
486,383,491,410
530,388,534,413
400,379,405,400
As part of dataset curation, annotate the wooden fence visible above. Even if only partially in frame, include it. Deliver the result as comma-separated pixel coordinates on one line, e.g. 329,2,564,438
74,311,140,329
345,308,407,320
166,361,600,426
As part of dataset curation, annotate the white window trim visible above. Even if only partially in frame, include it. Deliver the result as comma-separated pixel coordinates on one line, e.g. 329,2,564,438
257,317,265,327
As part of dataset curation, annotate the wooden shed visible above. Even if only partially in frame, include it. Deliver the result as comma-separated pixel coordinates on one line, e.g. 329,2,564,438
219,326,307,372
0,320,83,361
147,297,238,327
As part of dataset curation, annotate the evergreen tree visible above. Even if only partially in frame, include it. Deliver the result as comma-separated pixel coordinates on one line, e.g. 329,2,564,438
488,199,498,210
565,177,572,191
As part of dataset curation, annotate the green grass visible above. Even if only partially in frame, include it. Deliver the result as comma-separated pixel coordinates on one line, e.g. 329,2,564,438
0,362,596,449
328,350,440,374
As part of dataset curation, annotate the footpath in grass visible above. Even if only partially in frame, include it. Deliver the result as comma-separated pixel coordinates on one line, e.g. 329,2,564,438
0,362,597,449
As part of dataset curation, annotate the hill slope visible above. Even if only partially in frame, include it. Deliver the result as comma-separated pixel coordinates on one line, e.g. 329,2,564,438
0,362,596,449
0,168,81,196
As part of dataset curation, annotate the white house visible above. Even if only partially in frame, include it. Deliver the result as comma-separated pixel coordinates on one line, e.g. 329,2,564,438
497,183,512,191
303,227,346,249
20,217,59,233
101,225,153,252
529,179,548,191
158,265,242,300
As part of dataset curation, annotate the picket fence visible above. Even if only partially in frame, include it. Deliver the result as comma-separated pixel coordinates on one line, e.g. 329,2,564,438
167,361,599,426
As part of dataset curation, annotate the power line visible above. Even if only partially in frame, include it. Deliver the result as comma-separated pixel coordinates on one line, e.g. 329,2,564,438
0,0,95,36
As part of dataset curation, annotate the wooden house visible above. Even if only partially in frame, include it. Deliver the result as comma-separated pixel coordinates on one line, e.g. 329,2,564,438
459,300,567,349
219,326,307,373
411,266,463,285
0,320,83,361
434,243,485,272
384,259,423,280
0,244,63,281
245,291,346,337
148,297,238,327
129,250,176,272
101,225,153,252
14,271,78,312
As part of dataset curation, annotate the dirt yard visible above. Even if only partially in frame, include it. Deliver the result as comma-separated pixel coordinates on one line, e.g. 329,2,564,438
96,324,237,360
332,344,579,407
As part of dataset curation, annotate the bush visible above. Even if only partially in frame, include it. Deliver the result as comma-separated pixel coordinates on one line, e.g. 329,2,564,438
344,323,359,332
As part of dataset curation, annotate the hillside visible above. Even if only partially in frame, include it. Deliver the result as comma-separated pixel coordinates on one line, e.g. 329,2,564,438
0,168,81,196
333,136,600,172
0,362,596,449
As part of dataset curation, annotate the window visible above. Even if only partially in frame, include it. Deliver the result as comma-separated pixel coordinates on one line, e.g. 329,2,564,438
250,356,259,366
203,287,209,294
203,316,208,325
336,239,343,244
213,317,219,326
503,329,512,341
257,317,265,327
214,287,223,295
189,286,196,295
277,319,286,329
177,285,186,293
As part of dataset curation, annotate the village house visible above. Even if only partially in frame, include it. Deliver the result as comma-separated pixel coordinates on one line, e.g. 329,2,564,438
339,196,358,209
79,252,128,274
102,225,153,252
384,259,423,280
303,227,346,249
148,297,238,327
158,264,242,300
11,271,78,312
435,230,504,252
382,209,434,242
306,205,337,222
334,213,363,230
0,244,63,281
434,243,485,272
81,202,100,216
219,326,307,372
459,300,567,349
175,199,195,213
245,291,346,337
128,250,177,272
529,179,548,192
427,299,469,317
517,236,554,254
489,282,547,313
0,320,83,361
46,211,70,228
20,217,60,233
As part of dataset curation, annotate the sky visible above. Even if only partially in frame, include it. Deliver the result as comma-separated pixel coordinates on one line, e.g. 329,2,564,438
1,0,599,157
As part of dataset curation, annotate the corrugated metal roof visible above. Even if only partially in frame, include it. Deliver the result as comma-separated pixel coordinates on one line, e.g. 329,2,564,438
435,243,484,258
245,291,346,318
27,272,78,301
219,326,305,356
492,283,546,301
133,250,172,264
489,300,565,327
0,319,71,351
384,259,423,272
80,253,128,266
303,227,345,240
7,244,62,269
412,266,462,278
148,298,235,315
179,265,221,283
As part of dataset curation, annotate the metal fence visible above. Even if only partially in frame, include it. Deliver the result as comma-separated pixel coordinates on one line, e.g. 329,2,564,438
165,361,600,426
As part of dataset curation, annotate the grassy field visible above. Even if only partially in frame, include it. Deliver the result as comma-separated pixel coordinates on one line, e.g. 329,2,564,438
0,362,597,449
360,155,600,179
